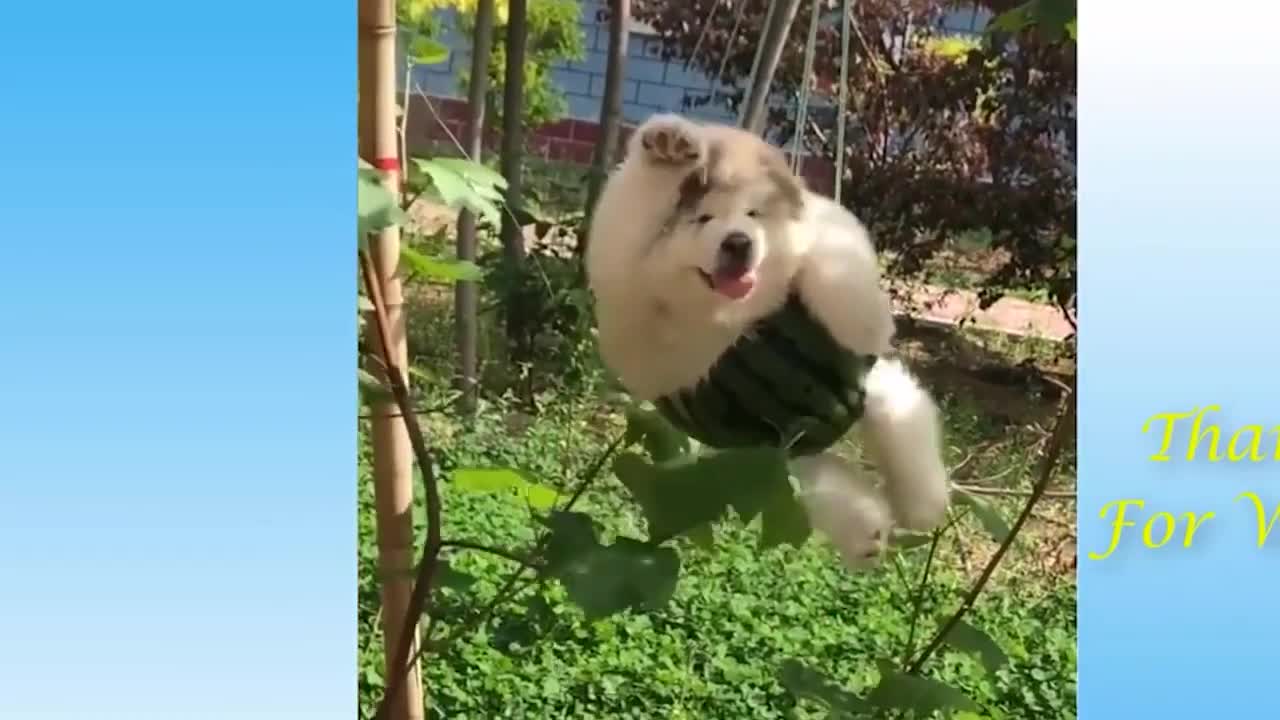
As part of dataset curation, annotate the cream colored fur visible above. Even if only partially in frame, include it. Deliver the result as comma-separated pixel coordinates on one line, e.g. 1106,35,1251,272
791,453,893,570
585,114,950,567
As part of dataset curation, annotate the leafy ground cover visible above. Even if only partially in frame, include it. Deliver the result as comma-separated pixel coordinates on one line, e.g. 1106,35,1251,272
357,357,1076,719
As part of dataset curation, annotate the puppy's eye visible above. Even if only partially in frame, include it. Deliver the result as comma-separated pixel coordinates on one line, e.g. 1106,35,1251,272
747,209,762,218
695,213,714,224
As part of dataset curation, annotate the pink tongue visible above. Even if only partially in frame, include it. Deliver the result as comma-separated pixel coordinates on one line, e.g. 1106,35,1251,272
712,270,756,299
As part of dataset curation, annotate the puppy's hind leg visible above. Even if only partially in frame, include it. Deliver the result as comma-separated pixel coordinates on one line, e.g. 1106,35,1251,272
858,357,950,532
790,452,893,570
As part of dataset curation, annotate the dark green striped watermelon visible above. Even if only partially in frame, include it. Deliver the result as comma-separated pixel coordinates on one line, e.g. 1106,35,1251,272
654,293,876,457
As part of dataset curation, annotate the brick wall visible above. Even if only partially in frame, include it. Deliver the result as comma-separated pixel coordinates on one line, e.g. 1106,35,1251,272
404,94,837,194
401,2,992,196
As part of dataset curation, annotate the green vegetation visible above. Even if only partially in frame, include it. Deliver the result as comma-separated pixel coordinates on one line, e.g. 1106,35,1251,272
456,0,587,131
358,4,1077,718
357,364,1077,719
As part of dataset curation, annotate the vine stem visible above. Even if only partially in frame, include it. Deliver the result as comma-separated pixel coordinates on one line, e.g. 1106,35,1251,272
406,431,626,668
907,381,1076,675
955,484,1075,500
901,529,942,664
440,539,534,566
361,248,444,720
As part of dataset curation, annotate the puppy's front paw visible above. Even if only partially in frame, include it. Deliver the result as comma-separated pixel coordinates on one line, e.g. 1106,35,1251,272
637,114,706,167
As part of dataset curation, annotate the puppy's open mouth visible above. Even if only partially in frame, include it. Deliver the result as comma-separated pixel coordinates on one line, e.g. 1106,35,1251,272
698,268,756,300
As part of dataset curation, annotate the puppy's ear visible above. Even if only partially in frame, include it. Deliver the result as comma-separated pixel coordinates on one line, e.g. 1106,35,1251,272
759,147,807,216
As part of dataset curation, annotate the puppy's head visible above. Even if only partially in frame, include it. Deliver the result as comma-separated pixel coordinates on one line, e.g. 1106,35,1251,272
652,137,807,303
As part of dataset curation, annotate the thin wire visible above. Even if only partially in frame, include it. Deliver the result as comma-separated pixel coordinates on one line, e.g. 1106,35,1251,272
789,0,821,174
738,0,779,127
684,0,725,71
834,0,852,200
708,0,749,109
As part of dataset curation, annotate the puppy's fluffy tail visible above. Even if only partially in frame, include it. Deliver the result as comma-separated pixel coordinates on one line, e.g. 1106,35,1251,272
858,357,951,531
789,452,892,570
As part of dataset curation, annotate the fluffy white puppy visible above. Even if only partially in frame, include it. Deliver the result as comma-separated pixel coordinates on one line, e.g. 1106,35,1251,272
791,453,893,570
585,114,950,563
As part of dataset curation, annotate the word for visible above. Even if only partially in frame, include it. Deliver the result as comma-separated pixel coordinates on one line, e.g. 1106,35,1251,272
1087,493,1279,560
1143,405,1280,462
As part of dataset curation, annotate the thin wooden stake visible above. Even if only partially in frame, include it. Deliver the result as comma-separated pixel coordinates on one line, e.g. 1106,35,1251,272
584,0,630,223
454,0,496,417
498,0,531,366
359,0,424,716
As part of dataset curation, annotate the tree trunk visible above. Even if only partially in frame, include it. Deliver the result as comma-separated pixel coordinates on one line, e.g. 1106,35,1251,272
583,0,630,236
498,0,531,365
358,0,424,717
454,0,496,417
739,0,805,133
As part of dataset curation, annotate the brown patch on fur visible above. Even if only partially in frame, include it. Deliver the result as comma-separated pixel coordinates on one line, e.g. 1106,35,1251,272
676,171,711,212
671,133,808,221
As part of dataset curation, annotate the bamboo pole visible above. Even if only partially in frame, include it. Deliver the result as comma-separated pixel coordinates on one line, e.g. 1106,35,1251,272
454,0,496,417
359,0,424,716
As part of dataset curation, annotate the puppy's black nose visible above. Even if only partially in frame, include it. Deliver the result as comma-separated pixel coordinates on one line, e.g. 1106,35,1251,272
719,232,752,264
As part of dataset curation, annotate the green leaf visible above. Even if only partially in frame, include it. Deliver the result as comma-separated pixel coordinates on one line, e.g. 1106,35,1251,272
453,467,523,493
987,4,1030,34
452,467,560,510
400,245,484,283
357,294,374,312
684,523,715,550
541,510,599,573
623,404,690,462
429,157,508,197
542,513,681,620
523,485,559,511
866,661,979,715
358,167,407,236
776,659,869,717
612,446,791,543
358,368,392,404
954,488,1011,542
891,530,934,550
1033,0,1076,42
759,486,811,549
924,36,980,63
986,0,1076,43
412,157,506,226
571,538,680,620
944,620,1009,674
408,36,449,65
435,558,478,592
407,364,442,386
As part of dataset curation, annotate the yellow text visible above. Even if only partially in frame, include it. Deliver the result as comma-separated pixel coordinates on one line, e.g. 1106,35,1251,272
1235,492,1280,547
1088,499,1215,560
1143,406,1280,462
